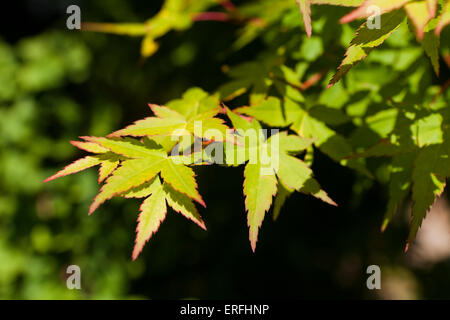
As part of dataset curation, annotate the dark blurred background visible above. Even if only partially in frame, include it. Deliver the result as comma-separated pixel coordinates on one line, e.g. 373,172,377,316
0,0,448,299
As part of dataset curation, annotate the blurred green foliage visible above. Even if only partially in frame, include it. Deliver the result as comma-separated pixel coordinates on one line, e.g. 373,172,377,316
0,31,145,299
0,0,449,299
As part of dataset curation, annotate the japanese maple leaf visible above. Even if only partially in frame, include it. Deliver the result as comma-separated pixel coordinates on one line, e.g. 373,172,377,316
235,96,370,176
225,108,336,251
44,134,208,258
351,103,450,250
110,88,231,144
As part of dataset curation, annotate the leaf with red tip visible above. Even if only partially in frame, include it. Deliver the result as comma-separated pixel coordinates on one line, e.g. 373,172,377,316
70,141,109,153
109,117,187,137
408,143,450,245
298,0,365,37
148,104,185,119
297,0,312,37
89,156,166,215
426,0,438,18
160,158,205,207
405,1,433,40
44,156,102,183
435,1,450,35
340,0,411,24
83,136,166,158
122,177,161,199
244,162,278,252
132,180,167,260
98,154,121,183
163,183,206,230
329,10,406,87
268,133,337,207
110,104,230,143
131,177,206,259
299,176,337,206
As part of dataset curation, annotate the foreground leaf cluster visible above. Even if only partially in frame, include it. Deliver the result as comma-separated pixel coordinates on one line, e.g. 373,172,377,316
45,0,450,256
45,88,334,257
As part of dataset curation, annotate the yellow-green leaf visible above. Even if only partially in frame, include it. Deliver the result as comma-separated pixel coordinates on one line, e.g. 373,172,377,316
89,156,166,214
244,162,278,252
43,156,102,183
132,179,167,260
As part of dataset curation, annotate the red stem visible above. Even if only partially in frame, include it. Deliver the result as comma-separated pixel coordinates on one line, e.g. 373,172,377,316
193,12,230,22
219,0,237,12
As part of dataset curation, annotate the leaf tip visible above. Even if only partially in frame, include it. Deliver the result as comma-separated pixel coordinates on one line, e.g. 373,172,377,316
339,7,364,24
198,220,207,231
197,197,207,208
42,176,53,184
148,103,158,114
88,202,98,216
251,240,256,253
132,246,142,261
381,219,390,233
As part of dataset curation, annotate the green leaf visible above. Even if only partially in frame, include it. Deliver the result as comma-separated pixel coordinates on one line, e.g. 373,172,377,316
109,116,187,138
278,131,315,153
238,97,370,175
160,158,205,207
340,0,411,23
436,0,450,35
381,153,416,232
82,0,216,58
235,97,287,127
132,178,167,260
409,141,450,247
110,90,230,144
421,18,441,75
405,0,434,39
225,107,335,249
297,0,365,37
43,156,102,183
296,0,312,37
268,133,336,206
277,153,313,190
218,61,273,105
149,103,185,120
356,106,450,247
329,10,406,87
131,177,206,260
98,154,121,183
244,162,278,252
163,183,206,229
273,181,294,221
83,136,166,158
122,177,161,199
70,140,109,153
89,155,167,214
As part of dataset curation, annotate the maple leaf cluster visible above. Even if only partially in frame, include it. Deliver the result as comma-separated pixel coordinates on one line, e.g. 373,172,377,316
45,0,450,257
45,88,334,258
